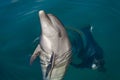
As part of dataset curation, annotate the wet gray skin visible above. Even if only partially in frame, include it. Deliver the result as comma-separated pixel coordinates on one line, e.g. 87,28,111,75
30,10,71,80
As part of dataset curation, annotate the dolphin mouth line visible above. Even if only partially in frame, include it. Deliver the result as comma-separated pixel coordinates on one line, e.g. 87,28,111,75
39,10,60,32
47,14,60,31
39,10,53,25
47,14,54,25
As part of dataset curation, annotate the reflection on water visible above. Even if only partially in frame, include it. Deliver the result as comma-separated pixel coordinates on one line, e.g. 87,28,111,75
0,0,120,80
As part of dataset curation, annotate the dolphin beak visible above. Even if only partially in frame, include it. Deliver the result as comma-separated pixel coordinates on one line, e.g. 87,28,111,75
39,10,52,26
38,10,64,37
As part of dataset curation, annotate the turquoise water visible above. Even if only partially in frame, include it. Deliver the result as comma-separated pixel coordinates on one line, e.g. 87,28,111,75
0,0,120,80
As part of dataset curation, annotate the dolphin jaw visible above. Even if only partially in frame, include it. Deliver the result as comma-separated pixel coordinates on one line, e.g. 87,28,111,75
39,10,61,37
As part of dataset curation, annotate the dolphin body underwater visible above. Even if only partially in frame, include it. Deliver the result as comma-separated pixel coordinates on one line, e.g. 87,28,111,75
70,26,106,72
30,10,71,80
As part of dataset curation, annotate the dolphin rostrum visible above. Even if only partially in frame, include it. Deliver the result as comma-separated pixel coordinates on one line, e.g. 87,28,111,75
30,10,71,80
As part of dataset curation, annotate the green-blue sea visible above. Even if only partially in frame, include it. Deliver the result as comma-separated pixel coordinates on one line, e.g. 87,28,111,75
0,0,120,80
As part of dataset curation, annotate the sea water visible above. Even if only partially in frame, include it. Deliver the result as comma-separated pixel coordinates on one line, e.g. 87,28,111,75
0,0,120,80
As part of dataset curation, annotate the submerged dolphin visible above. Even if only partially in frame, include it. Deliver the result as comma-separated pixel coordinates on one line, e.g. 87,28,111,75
30,10,71,80
70,26,105,72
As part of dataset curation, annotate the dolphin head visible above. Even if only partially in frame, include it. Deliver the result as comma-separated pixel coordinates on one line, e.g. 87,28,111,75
39,10,66,38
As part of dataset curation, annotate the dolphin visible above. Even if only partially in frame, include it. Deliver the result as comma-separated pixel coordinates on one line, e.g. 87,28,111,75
70,26,105,72
30,10,71,80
